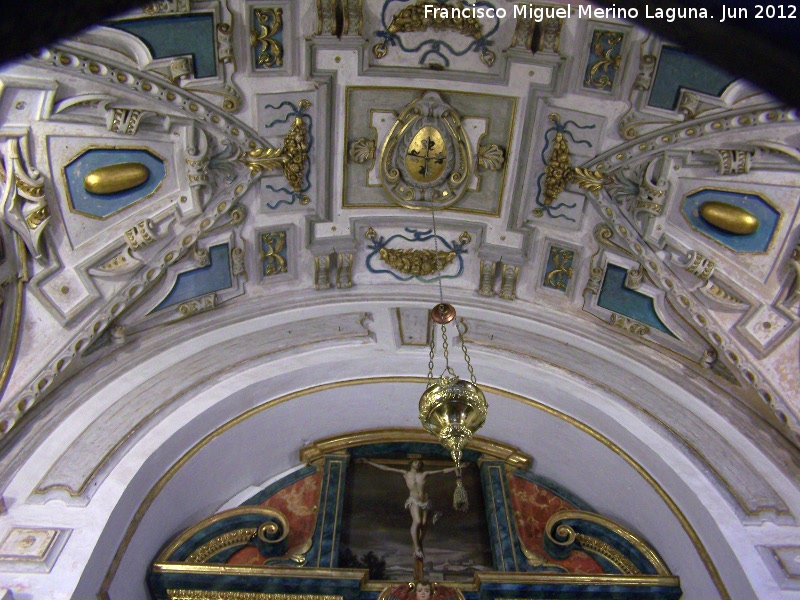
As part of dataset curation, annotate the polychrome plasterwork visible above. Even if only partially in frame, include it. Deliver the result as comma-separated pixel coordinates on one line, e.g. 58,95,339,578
227,471,322,565
343,87,514,216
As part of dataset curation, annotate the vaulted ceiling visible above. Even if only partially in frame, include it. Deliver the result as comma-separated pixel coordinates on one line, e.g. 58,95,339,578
0,1,798,599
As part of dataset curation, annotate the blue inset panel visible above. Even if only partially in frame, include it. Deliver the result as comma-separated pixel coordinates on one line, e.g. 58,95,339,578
649,47,736,110
583,30,624,91
598,265,673,336
111,15,217,78
154,245,232,311
542,246,574,292
252,8,284,69
683,189,779,253
64,149,165,219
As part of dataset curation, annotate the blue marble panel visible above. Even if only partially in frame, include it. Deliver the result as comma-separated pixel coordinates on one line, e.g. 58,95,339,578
481,462,526,572
649,47,736,110
154,245,232,311
149,570,366,600
64,149,165,219
111,15,217,78
683,189,779,253
597,265,673,336
307,455,348,568
476,579,681,599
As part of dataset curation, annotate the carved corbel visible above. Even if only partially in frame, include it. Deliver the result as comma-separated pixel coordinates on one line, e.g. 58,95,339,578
633,53,657,91
91,219,158,277
185,126,210,188
510,17,536,50
624,266,644,290
111,325,127,345
632,160,668,221
677,91,701,120
107,108,154,135
681,250,715,280
178,292,218,316
143,0,191,14
231,246,246,277
584,263,604,296
336,253,354,288
217,22,234,65
610,313,649,336
659,249,746,310
537,16,564,53
125,219,158,252
511,15,563,53
699,281,746,310
700,348,718,368
169,56,193,82
676,89,726,120
499,264,519,301
192,245,210,267
314,254,332,290
701,148,753,175
0,138,49,262
317,0,363,36
478,260,497,297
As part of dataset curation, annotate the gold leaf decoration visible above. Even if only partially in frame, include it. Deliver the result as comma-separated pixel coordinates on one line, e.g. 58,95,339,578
379,248,456,276
543,132,572,205
240,117,309,192
572,167,608,194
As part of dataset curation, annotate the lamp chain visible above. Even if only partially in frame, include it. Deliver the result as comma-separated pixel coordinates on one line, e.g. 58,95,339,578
440,321,454,376
431,209,445,305
428,330,435,383
455,319,476,385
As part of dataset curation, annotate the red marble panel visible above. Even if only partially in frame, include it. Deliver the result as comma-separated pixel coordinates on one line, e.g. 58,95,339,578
226,471,322,565
507,475,603,574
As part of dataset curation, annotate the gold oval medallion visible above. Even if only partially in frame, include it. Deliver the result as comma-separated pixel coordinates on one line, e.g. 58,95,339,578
405,126,446,183
84,162,150,195
699,201,759,235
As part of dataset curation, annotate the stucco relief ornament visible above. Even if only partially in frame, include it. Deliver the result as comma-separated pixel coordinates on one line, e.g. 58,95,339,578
0,138,49,262
380,91,472,210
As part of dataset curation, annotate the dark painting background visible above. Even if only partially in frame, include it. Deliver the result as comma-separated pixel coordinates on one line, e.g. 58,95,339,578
339,455,493,581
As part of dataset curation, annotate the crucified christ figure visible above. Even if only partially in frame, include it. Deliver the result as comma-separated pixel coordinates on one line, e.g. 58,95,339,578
357,458,464,560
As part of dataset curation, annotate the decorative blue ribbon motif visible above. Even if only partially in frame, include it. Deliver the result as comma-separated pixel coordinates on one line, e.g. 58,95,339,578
366,228,468,282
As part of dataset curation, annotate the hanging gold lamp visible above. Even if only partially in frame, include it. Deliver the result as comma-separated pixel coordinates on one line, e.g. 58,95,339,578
418,212,487,511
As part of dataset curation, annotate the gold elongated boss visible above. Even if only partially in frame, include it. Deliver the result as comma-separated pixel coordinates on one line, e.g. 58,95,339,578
699,201,759,235
84,162,150,195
